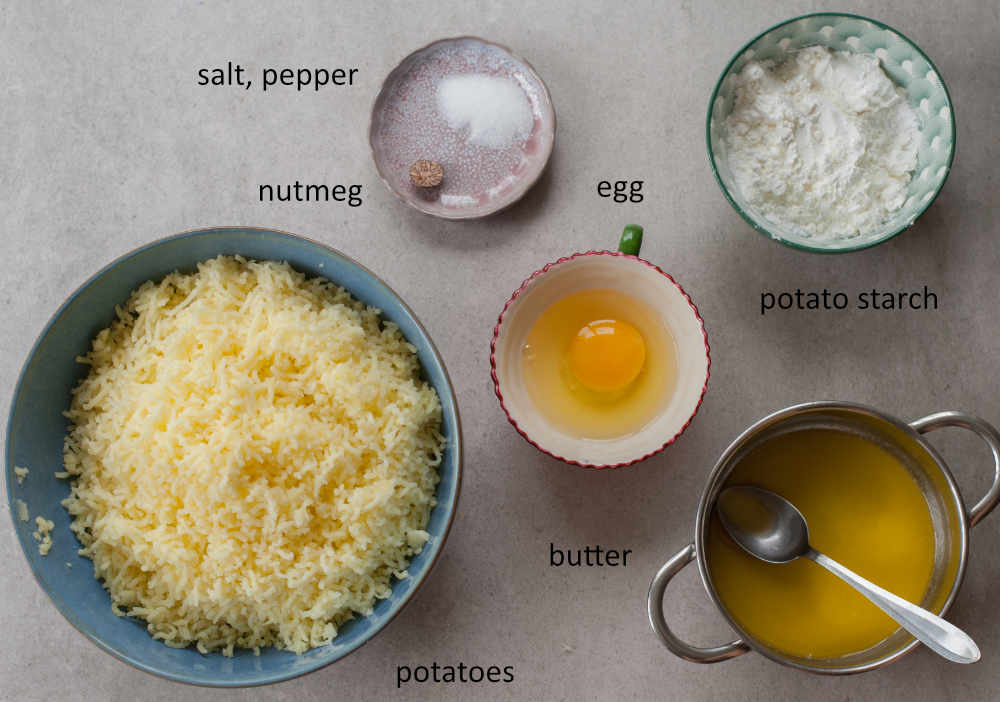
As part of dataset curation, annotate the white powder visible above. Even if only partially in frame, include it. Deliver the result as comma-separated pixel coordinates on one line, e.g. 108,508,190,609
437,74,533,149
724,46,920,240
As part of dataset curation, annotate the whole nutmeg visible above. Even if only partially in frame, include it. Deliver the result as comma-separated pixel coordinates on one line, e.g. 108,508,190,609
410,160,444,188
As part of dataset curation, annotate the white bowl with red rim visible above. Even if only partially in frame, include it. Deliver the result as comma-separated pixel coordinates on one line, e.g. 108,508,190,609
490,237,710,468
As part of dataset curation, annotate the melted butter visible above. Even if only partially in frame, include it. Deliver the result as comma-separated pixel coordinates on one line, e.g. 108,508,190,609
706,428,936,659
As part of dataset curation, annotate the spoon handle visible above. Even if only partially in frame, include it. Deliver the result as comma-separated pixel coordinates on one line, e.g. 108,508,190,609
806,549,980,664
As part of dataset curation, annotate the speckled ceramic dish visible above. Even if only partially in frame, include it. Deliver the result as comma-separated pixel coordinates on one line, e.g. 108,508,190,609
5,228,462,687
707,13,955,253
490,238,709,469
370,37,555,219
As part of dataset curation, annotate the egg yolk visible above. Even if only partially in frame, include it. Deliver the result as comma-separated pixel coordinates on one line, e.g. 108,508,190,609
567,319,646,393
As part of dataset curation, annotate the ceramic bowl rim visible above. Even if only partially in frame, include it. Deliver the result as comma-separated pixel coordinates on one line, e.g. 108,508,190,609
368,35,557,220
4,226,464,687
705,11,957,254
489,250,710,469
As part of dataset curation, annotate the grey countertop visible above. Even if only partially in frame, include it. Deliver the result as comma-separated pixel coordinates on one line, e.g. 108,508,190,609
3,1,1000,700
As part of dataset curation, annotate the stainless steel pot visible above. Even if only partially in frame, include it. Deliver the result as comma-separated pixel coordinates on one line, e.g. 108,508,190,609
647,402,1000,674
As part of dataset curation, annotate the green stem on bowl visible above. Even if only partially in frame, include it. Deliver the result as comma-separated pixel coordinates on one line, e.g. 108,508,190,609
618,225,643,256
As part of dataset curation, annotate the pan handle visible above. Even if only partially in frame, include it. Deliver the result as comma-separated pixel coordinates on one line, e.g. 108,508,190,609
647,543,750,663
911,411,1000,527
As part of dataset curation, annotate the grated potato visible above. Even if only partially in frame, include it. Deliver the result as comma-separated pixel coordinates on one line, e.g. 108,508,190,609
62,256,443,656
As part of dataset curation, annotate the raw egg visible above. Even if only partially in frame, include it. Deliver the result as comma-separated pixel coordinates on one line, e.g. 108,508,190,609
568,319,646,393
521,289,677,439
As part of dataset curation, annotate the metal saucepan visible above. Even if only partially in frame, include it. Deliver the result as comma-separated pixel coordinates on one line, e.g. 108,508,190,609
647,402,1000,674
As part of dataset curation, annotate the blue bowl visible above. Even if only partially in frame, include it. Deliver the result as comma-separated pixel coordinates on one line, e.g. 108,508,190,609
5,227,463,687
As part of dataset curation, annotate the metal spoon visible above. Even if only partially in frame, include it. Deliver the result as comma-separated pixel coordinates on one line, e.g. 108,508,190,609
716,485,980,664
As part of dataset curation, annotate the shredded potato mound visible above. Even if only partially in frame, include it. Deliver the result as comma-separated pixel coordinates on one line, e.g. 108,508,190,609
62,256,444,656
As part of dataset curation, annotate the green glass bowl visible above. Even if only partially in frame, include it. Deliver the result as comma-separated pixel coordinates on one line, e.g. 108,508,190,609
707,13,956,253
